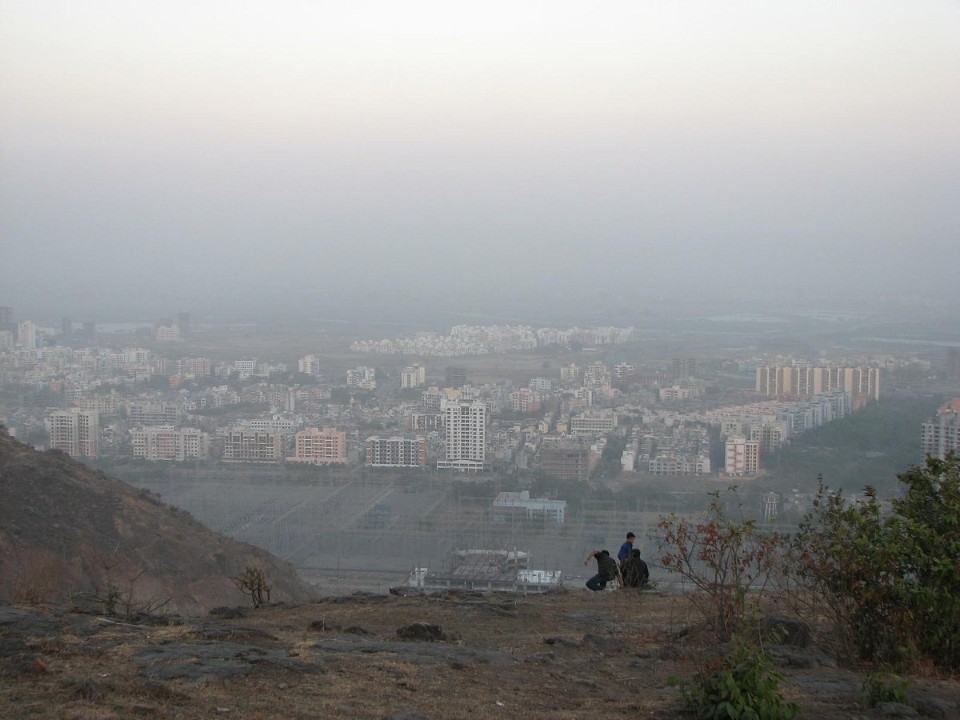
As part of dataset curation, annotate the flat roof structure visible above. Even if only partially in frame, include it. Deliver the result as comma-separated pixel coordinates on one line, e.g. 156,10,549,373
402,549,562,594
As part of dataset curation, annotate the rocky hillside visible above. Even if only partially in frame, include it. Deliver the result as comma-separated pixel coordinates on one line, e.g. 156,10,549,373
2,589,960,719
0,428,316,614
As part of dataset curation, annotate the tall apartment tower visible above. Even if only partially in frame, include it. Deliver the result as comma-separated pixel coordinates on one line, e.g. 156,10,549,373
131,426,209,461
755,365,880,407
725,436,759,476
289,427,347,465
672,357,697,380
298,354,322,377
365,436,427,468
921,399,960,461
756,365,793,396
17,321,37,350
540,437,590,482
948,348,960,379
401,364,427,389
445,366,468,388
177,312,190,338
222,428,285,464
48,409,100,458
438,398,487,471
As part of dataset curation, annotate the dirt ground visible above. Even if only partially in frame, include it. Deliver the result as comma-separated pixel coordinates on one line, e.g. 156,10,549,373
3,587,959,720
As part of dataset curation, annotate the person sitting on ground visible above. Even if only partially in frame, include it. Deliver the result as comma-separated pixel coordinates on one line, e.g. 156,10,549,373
620,547,650,588
584,549,619,591
617,532,636,563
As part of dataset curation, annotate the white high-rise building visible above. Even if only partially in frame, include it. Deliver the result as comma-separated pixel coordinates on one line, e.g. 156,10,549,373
401,364,427,389
48,409,100,458
131,426,210,461
366,436,427,468
298,355,322,377
438,398,487,471
17,321,37,350
347,365,376,389
921,400,960,461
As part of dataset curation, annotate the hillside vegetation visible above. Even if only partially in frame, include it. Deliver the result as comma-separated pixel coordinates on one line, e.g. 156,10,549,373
0,428,316,615
763,395,942,495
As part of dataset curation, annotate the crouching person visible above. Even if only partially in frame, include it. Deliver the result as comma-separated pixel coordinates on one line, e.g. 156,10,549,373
584,549,619,591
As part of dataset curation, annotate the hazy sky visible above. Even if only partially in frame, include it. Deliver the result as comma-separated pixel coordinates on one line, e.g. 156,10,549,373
2,1,958,322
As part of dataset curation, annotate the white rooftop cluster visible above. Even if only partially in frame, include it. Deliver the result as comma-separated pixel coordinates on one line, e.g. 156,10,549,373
350,324,634,356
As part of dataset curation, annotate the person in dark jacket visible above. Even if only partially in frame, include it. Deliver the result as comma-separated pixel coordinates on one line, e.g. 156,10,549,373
617,532,636,563
584,549,620,591
620,548,650,588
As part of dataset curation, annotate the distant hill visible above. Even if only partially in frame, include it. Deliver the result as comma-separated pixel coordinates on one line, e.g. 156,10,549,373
0,428,316,614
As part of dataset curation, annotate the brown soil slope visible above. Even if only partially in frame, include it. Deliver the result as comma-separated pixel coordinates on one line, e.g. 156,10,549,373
0,429,315,614
2,589,959,720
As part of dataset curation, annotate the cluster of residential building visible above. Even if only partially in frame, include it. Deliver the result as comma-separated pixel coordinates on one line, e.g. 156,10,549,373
659,390,854,475
1,307,905,482
349,324,635,356
755,364,881,409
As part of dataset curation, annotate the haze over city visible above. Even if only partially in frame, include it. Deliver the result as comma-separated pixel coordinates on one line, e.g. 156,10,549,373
2,1,959,324
5,8,960,717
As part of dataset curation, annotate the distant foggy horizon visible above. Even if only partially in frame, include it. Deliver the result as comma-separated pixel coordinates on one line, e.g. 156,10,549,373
4,286,957,334
3,2,958,326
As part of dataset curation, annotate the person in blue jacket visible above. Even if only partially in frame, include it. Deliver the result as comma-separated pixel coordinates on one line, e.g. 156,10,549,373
617,532,650,588
617,532,636,563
